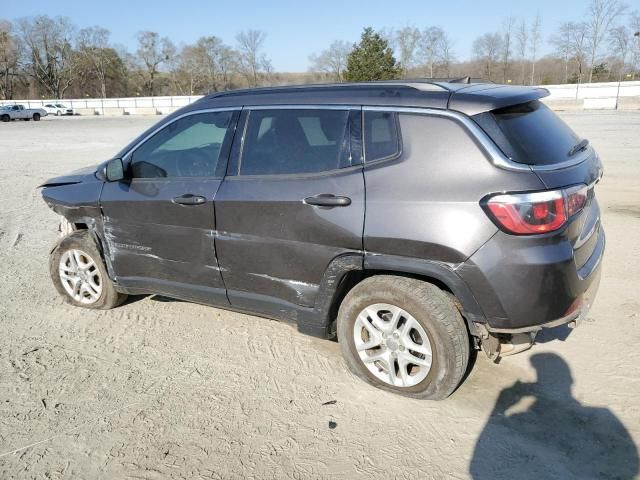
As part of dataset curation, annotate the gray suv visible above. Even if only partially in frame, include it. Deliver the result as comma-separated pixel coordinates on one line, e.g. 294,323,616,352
40,81,604,399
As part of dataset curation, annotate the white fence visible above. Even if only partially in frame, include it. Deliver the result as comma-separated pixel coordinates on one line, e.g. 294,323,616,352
1,95,204,115
2,81,639,114
543,80,640,100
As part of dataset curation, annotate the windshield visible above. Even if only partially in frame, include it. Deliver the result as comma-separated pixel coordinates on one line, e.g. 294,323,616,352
473,100,582,166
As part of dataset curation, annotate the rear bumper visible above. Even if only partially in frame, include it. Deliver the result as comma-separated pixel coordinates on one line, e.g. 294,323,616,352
486,264,601,334
457,225,605,332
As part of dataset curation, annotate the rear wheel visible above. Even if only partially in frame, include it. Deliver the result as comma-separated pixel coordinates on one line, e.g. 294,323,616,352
49,230,127,309
337,275,469,400
1,114,9,122
33,113,40,121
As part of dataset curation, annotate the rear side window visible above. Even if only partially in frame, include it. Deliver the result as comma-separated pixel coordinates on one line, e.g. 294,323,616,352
476,100,581,166
364,111,401,162
239,109,353,175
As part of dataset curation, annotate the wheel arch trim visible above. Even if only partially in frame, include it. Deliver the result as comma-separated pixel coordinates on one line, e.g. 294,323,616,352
363,253,486,334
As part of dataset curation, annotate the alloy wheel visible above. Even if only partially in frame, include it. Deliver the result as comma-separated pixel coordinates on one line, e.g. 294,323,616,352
59,249,103,304
353,303,433,388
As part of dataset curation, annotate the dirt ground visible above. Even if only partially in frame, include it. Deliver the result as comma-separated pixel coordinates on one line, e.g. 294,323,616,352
0,112,638,480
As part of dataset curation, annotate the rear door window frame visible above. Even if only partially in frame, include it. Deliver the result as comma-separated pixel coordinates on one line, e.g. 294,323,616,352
226,105,363,179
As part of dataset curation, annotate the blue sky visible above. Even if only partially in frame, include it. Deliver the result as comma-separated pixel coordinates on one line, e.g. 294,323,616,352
3,0,605,71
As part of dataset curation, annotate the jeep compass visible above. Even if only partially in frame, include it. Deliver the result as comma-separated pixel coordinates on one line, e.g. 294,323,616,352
41,81,604,399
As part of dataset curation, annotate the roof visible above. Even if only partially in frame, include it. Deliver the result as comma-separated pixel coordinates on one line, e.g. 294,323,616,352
193,80,550,116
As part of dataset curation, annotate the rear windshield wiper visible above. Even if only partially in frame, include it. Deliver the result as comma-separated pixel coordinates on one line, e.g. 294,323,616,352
568,138,589,157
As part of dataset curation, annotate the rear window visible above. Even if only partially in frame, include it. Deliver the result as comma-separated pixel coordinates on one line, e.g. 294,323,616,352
475,100,581,166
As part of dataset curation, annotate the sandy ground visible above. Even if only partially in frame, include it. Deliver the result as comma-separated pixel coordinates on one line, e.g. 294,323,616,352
0,113,638,480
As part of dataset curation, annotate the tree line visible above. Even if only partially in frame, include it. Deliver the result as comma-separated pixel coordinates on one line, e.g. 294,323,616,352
0,0,638,100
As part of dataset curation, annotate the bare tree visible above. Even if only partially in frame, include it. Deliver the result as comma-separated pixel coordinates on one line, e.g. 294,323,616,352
516,19,528,84
501,17,517,83
308,40,351,81
394,26,421,76
437,32,455,77
168,45,200,95
529,13,542,85
609,25,631,79
135,30,174,96
236,29,270,87
17,15,79,99
0,20,23,100
550,23,574,83
550,22,591,85
418,26,445,78
473,32,503,81
630,11,640,79
586,0,628,82
77,26,114,98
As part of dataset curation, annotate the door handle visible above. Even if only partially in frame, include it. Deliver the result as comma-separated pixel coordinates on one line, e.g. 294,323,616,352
172,194,207,205
304,194,352,207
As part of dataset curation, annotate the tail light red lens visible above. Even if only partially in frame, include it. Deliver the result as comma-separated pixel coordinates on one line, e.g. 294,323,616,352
484,185,588,235
565,185,589,216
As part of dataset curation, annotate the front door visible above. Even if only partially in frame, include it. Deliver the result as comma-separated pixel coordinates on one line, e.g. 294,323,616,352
215,107,365,313
100,109,239,304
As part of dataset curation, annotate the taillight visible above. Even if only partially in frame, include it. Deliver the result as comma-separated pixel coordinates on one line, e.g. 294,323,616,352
565,185,588,216
483,185,588,235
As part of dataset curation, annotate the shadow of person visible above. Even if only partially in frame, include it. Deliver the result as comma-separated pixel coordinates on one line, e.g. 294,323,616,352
470,353,638,480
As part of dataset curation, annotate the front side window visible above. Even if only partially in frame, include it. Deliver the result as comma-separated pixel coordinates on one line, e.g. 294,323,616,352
364,111,401,162
130,111,234,178
239,109,352,175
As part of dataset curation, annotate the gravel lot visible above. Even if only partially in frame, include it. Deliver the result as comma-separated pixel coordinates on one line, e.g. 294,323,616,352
1,113,639,479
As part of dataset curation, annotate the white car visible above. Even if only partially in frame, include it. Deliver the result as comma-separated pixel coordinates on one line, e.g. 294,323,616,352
43,103,75,116
0,104,48,122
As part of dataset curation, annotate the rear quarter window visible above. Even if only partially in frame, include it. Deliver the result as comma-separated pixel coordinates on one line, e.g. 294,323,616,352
363,111,401,162
473,100,581,166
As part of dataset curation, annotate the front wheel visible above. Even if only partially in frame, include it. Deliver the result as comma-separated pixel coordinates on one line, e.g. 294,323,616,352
1,114,9,122
56,110,62,116
49,230,127,309
33,113,40,121
337,275,470,400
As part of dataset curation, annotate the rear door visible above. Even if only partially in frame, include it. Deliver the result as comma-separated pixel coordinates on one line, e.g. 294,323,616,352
215,106,364,312
100,109,239,304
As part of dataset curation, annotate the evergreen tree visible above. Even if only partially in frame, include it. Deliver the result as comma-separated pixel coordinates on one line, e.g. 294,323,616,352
344,27,401,81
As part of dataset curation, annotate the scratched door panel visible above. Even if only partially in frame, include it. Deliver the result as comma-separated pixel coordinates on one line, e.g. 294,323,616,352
100,178,227,301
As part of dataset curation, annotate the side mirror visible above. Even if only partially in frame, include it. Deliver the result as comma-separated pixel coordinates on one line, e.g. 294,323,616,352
104,158,125,182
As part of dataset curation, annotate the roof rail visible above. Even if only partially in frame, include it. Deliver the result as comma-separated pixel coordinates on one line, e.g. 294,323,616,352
202,80,452,101
409,77,491,84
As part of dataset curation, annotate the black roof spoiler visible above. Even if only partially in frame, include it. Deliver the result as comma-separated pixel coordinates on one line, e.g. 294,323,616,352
447,84,550,116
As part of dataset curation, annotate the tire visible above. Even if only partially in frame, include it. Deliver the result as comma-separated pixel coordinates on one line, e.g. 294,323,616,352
49,230,127,310
337,275,469,400
33,113,40,121
1,114,9,122
56,110,62,116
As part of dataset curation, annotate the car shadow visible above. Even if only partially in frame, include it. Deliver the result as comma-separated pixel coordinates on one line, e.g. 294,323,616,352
121,294,186,306
534,323,573,343
469,353,638,479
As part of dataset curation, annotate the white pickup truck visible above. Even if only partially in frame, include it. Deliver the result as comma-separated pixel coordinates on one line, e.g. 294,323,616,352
0,104,48,122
